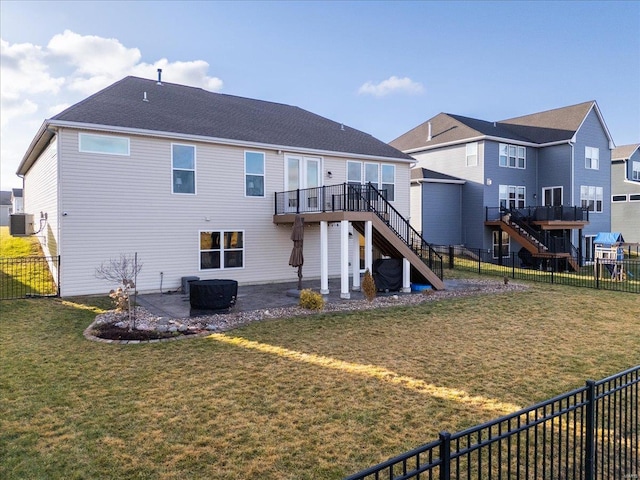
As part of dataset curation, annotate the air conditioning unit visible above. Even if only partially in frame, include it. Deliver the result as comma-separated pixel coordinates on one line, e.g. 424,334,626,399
181,276,200,294
9,213,34,237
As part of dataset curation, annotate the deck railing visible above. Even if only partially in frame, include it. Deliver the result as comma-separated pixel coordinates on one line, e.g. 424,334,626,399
486,206,590,223
274,183,443,279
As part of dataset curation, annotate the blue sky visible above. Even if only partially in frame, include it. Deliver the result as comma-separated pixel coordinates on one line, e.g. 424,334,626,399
1,0,639,190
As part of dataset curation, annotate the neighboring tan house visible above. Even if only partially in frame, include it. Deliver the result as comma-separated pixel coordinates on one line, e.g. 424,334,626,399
0,191,11,226
16,74,443,297
611,144,640,244
391,101,614,268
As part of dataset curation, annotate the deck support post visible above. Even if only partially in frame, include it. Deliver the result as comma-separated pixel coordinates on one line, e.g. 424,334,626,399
351,228,361,291
320,221,329,294
402,258,411,292
365,220,373,273
340,220,350,299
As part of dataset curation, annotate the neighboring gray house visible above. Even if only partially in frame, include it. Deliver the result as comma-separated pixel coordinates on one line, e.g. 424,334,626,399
0,191,11,226
11,188,23,214
16,74,443,297
391,101,614,267
611,144,640,244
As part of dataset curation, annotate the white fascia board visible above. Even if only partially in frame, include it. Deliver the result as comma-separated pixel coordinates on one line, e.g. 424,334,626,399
411,178,466,185
574,102,616,150
17,120,56,176
47,120,415,164
402,135,572,155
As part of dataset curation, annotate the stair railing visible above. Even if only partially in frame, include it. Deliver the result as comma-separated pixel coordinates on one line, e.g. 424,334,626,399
502,207,548,252
354,183,443,277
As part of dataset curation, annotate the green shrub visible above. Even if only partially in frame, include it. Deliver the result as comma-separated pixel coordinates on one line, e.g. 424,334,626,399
299,288,325,311
362,269,376,302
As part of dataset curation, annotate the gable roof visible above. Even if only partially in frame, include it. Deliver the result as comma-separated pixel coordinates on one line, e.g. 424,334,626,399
11,188,23,198
612,143,640,161
18,76,412,176
390,101,613,153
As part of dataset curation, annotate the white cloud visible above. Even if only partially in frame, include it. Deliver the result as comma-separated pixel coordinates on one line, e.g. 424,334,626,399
0,97,38,127
0,39,65,100
0,31,226,189
358,76,424,97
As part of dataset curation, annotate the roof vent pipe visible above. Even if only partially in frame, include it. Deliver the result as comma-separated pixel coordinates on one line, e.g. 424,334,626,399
157,68,162,86
143,91,149,102
427,122,432,141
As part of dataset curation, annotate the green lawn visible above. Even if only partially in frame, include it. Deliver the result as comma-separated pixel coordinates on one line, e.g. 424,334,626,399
0,227,57,298
1,279,639,479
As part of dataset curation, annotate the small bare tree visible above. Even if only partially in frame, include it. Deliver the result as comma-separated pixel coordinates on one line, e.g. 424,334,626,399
95,254,143,329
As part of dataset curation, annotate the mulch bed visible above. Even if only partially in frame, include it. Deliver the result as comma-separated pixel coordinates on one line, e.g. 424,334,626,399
92,323,197,341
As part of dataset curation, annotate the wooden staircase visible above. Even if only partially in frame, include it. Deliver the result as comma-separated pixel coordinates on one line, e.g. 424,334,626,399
499,215,580,272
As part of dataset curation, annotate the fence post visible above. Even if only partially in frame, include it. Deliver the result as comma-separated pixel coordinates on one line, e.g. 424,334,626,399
478,250,482,275
595,258,600,290
449,245,454,269
439,431,451,480
584,380,596,480
512,252,516,278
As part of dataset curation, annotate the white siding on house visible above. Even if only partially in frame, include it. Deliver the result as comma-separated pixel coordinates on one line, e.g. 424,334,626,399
52,128,411,296
23,137,60,280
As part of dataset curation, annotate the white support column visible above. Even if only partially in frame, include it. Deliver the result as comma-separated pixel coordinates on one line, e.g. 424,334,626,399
320,221,329,294
402,258,411,293
351,229,361,291
340,220,350,299
365,220,373,273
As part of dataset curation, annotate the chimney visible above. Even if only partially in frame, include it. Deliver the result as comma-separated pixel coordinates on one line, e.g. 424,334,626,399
157,68,162,86
427,122,432,142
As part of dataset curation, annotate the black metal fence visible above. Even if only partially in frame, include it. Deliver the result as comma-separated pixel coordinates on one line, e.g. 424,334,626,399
345,365,639,480
433,246,640,294
0,256,59,299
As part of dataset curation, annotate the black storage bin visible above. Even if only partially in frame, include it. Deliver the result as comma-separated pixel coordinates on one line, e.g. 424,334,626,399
189,279,238,311
372,258,403,292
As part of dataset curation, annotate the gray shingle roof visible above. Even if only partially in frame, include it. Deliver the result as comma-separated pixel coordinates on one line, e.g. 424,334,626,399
411,168,465,183
51,76,412,161
612,143,640,160
390,101,598,151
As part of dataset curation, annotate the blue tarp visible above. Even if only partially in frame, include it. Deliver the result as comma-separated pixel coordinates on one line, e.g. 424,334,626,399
593,232,625,246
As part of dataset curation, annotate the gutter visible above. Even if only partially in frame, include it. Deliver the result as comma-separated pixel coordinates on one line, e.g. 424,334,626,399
402,135,574,155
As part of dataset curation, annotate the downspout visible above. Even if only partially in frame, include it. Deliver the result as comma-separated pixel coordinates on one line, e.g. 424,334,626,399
569,137,575,249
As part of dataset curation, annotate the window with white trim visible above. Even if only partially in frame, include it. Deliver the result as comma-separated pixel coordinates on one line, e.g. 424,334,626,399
580,185,603,212
381,164,395,201
347,161,362,185
499,143,525,169
493,231,510,258
632,161,640,181
612,194,627,202
499,185,526,209
585,146,599,170
346,162,395,201
466,142,478,166
200,230,244,270
172,144,196,194
630,194,640,202
79,133,129,155
245,151,265,197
